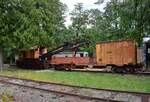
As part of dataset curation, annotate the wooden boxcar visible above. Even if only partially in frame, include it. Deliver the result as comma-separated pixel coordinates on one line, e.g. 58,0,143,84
96,40,138,72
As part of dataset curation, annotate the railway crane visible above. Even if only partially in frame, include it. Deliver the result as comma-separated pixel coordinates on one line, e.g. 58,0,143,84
16,40,89,69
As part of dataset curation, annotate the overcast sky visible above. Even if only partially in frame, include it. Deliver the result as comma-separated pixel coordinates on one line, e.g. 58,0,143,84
60,0,109,26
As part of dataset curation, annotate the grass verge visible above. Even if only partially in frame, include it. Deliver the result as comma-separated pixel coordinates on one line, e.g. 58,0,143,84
0,68,150,93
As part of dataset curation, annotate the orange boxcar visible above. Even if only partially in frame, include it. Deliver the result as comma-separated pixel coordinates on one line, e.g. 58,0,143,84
96,40,137,66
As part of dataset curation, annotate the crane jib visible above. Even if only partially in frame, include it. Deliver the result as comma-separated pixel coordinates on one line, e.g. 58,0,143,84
39,41,89,62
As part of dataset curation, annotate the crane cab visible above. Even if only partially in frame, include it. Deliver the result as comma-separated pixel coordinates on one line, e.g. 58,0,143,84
19,47,47,59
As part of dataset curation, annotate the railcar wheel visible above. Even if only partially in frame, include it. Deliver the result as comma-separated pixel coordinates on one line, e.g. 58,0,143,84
43,64,49,69
115,67,124,73
125,66,135,73
111,66,117,73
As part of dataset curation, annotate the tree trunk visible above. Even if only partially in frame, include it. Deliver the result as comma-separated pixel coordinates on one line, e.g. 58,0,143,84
0,47,4,71
15,53,19,64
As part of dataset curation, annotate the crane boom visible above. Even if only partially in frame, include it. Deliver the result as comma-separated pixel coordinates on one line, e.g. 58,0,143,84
39,40,89,62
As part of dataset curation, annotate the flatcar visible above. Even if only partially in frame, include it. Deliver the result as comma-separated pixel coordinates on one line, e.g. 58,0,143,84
50,52,93,70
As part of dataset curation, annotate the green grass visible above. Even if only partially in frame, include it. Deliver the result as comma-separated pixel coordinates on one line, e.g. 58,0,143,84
0,68,150,93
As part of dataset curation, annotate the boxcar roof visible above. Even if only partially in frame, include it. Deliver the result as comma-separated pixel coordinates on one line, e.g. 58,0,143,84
96,40,134,44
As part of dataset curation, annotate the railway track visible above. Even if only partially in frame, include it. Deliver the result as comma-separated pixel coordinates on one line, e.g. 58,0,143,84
0,75,149,102
71,69,150,76
0,75,119,102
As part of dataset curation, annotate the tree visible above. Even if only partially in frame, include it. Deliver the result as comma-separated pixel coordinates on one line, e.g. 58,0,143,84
0,0,65,69
85,9,108,54
95,0,150,44
70,3,89,38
